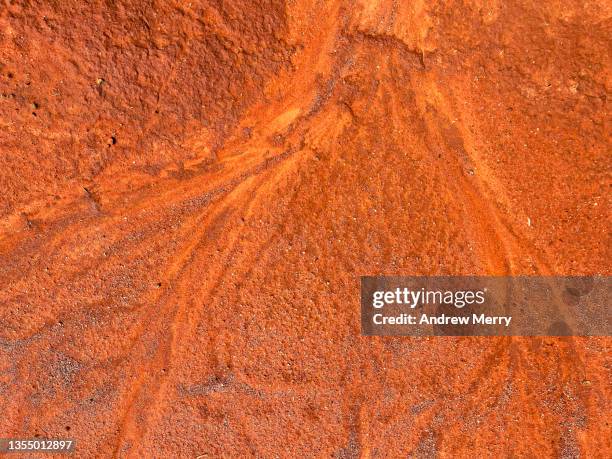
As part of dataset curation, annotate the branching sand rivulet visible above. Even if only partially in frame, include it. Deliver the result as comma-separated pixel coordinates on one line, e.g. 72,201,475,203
0,1,609,457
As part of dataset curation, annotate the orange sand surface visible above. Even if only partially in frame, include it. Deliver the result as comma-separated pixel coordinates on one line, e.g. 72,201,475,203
0,1,610,457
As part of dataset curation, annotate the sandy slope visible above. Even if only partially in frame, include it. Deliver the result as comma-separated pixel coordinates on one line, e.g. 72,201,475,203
0,0,610,457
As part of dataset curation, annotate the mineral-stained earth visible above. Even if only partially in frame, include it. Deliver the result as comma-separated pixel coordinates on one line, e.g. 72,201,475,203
0,0,610,457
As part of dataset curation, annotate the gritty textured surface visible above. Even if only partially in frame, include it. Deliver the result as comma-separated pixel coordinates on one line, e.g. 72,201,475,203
0,0,611,457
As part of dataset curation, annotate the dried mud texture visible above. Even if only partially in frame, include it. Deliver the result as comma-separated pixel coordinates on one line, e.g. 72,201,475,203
0,0,610,457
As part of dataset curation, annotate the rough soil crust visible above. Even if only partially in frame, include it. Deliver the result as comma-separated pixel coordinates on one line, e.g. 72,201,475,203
0,1,610,457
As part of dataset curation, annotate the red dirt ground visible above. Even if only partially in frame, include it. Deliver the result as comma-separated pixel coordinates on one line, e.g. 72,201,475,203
0,0,610,457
